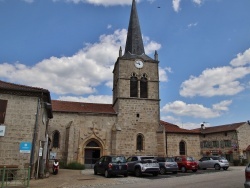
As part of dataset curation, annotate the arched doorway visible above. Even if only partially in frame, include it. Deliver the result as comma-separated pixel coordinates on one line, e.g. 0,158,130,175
84,140,101,168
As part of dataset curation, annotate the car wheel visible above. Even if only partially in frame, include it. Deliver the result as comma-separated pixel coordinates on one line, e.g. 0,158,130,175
94,168,98,175
214,164,221,170
135,168,142,177
152,172,158,176
223,167,228,170
192,169,197,172
104,170,110,178
181,166,187,173
159,167,166,175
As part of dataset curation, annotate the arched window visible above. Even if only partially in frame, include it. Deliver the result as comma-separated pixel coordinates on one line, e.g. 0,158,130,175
86,141,99,147
130,73,138,97
136,134,144,151
140,73,148,98
179,141,186,155
52,130,60,148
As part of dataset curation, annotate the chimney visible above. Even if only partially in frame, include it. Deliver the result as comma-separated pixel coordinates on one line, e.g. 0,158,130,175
201,123,205,130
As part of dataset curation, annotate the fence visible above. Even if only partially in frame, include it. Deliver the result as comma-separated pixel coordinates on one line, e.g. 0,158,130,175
0,166,30,188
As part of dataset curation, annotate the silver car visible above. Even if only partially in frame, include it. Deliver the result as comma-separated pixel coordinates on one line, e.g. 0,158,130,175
244,163,250,188
198,156,229,170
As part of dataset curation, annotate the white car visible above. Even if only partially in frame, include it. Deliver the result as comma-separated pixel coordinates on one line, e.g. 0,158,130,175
198,156,229,170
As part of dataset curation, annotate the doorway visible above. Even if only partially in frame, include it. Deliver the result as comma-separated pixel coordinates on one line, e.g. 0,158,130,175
84,140,101,168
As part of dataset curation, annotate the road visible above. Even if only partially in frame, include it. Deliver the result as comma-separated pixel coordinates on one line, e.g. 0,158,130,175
29,166,245,188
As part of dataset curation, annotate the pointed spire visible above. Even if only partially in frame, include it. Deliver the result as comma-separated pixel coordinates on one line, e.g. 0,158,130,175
124,0,145,55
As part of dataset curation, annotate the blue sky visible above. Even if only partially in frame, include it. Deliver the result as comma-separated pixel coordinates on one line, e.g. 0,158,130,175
0,0,250,129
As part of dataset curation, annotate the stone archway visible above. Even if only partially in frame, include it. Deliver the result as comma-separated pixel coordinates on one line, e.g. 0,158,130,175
84,140,102,169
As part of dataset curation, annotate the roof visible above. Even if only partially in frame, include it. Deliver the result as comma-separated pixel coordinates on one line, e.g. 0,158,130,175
0,80,53,118
52,100,116,115
160,120,199,134
0,80,49,93
124,0,145,57
192,122,245,134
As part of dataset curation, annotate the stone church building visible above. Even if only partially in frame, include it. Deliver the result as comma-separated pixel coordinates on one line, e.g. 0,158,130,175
49,0,165,168
1,0,250,176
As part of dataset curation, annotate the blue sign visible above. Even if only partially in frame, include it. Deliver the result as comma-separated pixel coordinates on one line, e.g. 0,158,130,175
20,142,32,153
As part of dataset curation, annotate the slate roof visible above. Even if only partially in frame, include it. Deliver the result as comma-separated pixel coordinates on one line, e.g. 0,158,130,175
52,100,116,115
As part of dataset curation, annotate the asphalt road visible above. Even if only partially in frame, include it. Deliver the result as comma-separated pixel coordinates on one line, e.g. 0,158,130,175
29,166,245,188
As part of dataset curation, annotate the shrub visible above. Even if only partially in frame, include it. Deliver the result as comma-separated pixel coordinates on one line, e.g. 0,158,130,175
66,162,85,170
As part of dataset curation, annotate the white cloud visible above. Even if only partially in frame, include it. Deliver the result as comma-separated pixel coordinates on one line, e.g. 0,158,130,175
0,29,163,97
52,0,133,6
58,95,112,104
180,66,250,97
161,100,232,118
159,67,172,82
172,0,181,12
188,22,198,28
22,0,34,3
192,0,202,5
230,48,250,67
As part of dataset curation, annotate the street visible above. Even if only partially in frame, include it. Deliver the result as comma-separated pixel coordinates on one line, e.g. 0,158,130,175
29,166,245,188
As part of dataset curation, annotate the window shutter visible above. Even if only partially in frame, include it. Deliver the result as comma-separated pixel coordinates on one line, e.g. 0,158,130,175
0,100,8,124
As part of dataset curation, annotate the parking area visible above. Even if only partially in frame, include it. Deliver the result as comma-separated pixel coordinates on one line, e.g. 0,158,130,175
29,167,242,188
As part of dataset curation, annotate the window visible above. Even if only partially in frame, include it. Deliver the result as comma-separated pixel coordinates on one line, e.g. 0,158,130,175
213,141,219,148
136,134,144,151
130,73,138,97
52,130,60,148
224,140,231,147
86,141,99,147
140,74,148,98
179,141,186,155
0,99,7,124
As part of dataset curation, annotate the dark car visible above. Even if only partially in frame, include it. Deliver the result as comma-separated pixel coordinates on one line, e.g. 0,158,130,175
156,157,178,175
94,155,128,178
174,156,198,172
198,156,229,170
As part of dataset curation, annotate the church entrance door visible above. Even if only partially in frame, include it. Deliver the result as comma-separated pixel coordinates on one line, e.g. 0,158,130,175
84,140,101,168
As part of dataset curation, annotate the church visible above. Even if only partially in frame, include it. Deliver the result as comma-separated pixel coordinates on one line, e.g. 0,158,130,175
1,1,250,176
49,0,166,168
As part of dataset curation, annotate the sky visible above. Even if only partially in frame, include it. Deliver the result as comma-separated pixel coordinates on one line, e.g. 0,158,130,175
0,0,250,129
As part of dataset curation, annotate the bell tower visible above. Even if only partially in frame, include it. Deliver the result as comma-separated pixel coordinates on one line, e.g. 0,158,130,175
112,0,165,157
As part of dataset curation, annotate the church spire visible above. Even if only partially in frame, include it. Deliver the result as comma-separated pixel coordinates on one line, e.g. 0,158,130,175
124,0,145,55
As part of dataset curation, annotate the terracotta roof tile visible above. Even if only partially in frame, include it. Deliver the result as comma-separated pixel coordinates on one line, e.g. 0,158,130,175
52,100,116,114
192,122,245,134
160,120,199,134
0,80,49,93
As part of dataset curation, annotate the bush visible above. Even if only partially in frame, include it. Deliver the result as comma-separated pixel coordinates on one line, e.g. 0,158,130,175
233,159,240,166
65,162,85,170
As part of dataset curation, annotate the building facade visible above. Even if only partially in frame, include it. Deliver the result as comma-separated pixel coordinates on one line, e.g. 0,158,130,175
0,80,53,177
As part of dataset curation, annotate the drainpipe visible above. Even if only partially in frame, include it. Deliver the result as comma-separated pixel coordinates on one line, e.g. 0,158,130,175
30,98,40,178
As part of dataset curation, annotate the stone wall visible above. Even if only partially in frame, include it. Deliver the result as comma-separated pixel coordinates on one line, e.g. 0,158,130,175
0,93,48,170
166,133,201,160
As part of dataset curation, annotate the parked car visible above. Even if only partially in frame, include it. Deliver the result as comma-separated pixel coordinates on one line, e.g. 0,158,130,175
156,157,178,175
127,156,159,177
94,155,128,178
198,156,229,170
244,163,250,188
174,156,198,172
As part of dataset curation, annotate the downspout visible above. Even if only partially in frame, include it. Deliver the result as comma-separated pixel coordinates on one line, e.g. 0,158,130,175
30,98,40,178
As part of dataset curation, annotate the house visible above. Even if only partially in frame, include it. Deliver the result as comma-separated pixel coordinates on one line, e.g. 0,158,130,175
0,80,53,178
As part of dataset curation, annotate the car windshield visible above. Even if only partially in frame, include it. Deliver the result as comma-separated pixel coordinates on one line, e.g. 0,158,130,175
186,157,195,161
111,156,126,163
166,157,175,162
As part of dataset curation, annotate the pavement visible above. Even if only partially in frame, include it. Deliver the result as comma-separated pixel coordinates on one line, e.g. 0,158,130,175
29,169,147,188
29,166,245,188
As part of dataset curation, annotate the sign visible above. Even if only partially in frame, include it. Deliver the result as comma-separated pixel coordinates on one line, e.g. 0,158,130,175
20,142,31,153
50,152,57,159
39,148,43,157
0,125,5,136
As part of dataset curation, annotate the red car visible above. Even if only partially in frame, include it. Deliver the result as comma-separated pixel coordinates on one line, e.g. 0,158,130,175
174,156,198,172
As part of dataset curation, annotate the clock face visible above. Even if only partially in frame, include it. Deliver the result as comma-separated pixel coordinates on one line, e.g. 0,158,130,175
135,60,144,68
